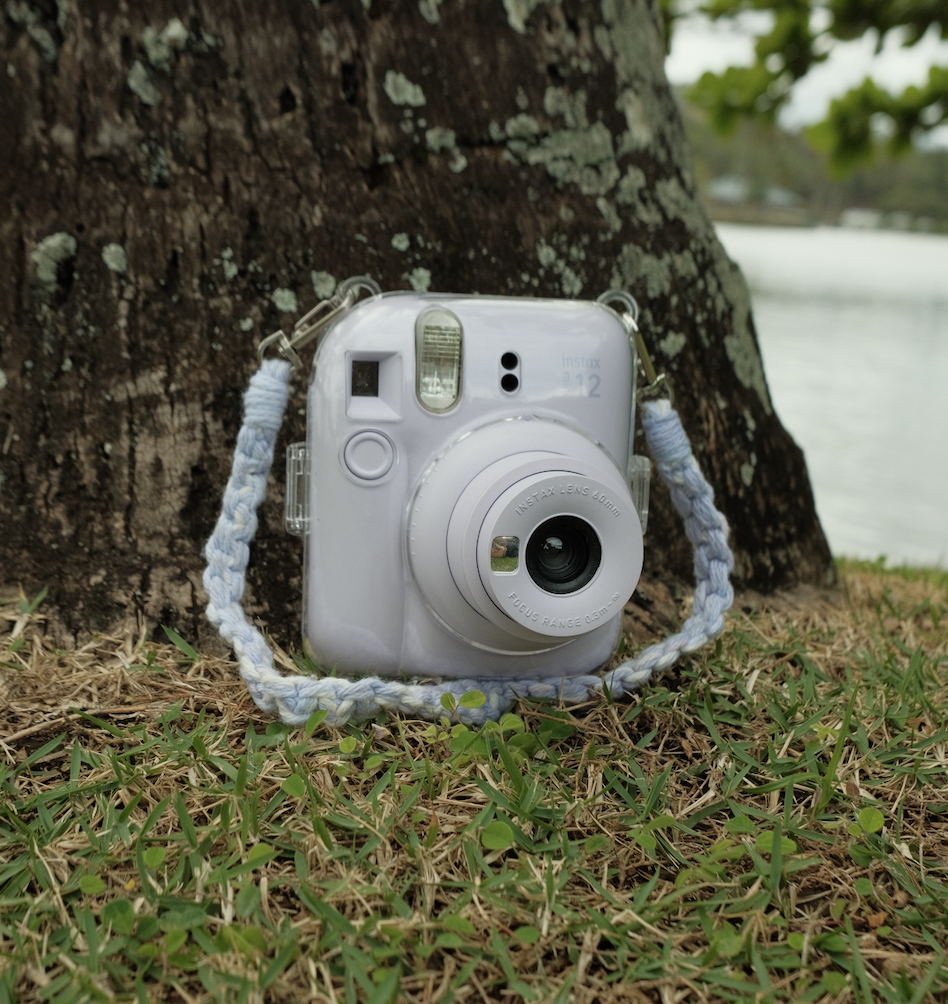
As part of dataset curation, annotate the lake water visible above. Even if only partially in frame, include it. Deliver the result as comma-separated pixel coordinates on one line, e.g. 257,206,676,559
714,223,948,569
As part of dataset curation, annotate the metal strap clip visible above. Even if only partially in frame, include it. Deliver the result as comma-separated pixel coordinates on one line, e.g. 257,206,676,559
596,289,673,403
257,275,382,372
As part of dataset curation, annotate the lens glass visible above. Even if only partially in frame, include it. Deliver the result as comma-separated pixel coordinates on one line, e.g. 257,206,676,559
525,516,602,594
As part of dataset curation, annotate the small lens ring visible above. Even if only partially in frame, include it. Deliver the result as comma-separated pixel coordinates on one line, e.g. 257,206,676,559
476,471,643,639
526,516,602,594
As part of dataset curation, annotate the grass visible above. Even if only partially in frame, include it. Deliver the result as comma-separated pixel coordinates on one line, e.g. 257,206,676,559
1,562,947,1003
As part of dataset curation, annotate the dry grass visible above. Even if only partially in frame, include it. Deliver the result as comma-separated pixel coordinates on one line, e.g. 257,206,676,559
1,562,947,1003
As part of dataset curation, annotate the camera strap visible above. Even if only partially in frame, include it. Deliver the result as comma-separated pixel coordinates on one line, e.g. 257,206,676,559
203,316,734,728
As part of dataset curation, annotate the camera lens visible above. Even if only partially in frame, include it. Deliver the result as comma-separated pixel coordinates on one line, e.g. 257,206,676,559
525,516,602,595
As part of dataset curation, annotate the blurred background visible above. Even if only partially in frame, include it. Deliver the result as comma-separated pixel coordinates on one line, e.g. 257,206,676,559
666,6,948,568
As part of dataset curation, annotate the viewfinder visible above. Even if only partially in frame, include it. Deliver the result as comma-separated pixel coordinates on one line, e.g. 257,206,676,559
351,359,379,397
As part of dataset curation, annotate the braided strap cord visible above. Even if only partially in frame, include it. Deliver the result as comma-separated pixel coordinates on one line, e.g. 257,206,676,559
203,361,734,728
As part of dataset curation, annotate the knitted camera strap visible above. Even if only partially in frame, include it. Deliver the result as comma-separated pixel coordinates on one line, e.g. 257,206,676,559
203,357,734,728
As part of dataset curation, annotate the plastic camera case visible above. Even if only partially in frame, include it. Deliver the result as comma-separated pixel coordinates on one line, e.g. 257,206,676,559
285,291,651,679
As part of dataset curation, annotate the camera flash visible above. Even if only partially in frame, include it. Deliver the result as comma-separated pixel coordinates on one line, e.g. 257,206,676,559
415,307,462,412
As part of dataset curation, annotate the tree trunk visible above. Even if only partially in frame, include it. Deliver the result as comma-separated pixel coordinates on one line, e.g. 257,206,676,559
0,0,833,648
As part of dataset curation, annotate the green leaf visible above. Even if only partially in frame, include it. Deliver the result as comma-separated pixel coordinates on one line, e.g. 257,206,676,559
79,874,106,895
142,846,166,869
305,709,328,735
482,820,514,850
458,689,486,708
712,923,744,958
20,585,48,615
281,774,306,798
247,842,274,863
858,806,885,834
164,929,188,953
514,925,541,944
339,736,357,754
498,713,525,733
440,692,457,712
755,830,797,855
631,829,657,852
821,972,848,994
102,898,136,934
725,814,756,834
161,625,200,661
854,876,873,897
441,915,475,935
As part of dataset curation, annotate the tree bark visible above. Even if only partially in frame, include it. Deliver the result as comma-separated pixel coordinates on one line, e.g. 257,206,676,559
0,0,834,648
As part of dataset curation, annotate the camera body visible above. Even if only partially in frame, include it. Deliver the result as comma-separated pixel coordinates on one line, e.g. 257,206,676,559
289,291,649,679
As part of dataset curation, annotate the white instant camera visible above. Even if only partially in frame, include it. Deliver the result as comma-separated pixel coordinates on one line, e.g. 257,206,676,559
285,287,652,679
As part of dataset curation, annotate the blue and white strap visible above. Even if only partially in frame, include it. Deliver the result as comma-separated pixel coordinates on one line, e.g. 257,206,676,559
203,357,734,727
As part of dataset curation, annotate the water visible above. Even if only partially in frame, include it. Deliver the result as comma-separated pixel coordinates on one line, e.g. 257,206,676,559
714,223,948,569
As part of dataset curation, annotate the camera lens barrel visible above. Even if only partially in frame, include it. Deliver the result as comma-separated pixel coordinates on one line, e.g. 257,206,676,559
525,516,602,595
408,419,644,650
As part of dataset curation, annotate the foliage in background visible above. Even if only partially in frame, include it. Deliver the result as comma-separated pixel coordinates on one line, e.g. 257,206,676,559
674,0,948,171
680,93,948,228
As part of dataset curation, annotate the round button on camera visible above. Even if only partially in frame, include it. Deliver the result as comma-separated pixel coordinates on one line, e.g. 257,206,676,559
343,431,395,481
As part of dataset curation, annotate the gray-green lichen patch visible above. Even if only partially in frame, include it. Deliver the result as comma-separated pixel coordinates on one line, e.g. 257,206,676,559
596,197,622,234
712,244,773,414
0,369,7,392
615,167,662,226
615,167,644,204
406,268,431,292
418,0,443,23
504,114,540,139
743,408,757,439
611,245,703,304
615,90,652,153
658,331,686,359
271,288,298,312
544,86,587,129
425,126,455,152
312,271,336,298
220,247,238,281
536,239,582,298
7,2,59,63
740,452,758,486
513,122,620,197
600,0,681,168
391,233,410,252
142,18,188,71
239,317,254,332
424,127,468,171
384,70,426,107
655,178,707,235
611,244,669,300
31,232,76,290
128,60,160,106
503,0,552,32
101,243,127,274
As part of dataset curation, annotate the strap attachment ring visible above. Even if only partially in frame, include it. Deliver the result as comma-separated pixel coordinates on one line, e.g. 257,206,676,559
257,275,382,372
596,289,674,404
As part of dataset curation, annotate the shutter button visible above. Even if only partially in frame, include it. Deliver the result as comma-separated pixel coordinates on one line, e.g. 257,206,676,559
343,431,395,481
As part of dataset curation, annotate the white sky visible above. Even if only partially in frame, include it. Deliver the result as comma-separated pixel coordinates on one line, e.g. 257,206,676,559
665,13,948,135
